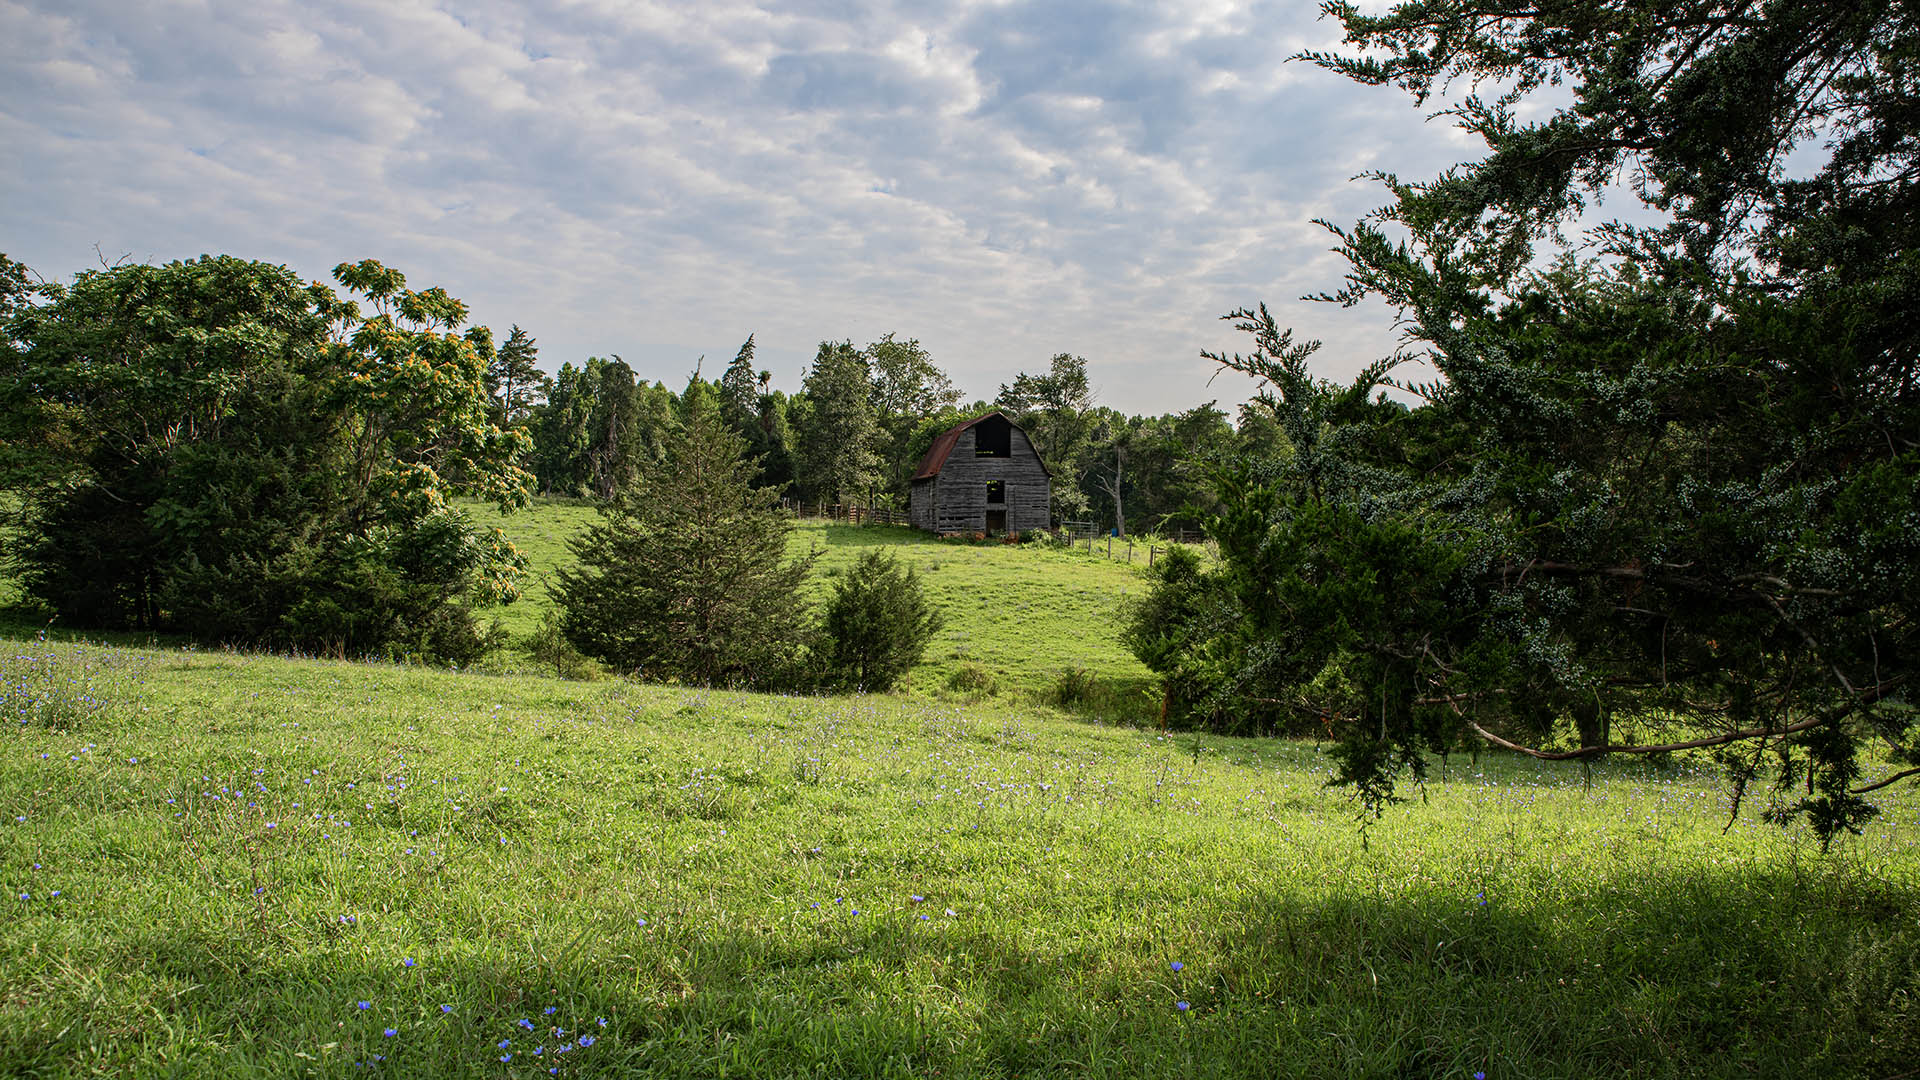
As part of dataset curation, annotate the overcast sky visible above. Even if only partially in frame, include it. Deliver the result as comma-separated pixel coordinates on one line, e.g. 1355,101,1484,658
2,0,1483,416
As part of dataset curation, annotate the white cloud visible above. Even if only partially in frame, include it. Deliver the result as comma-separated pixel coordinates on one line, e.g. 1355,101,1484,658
2,0,1482,412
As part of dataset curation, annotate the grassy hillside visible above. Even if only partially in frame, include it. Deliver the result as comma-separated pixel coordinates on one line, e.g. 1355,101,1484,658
2,500,1164,707
469,501,1160,705
3,637,1918,1078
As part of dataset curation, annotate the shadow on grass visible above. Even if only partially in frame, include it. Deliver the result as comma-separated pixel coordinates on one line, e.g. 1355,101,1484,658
9,861,1913,1079
806,522,952,549
1039,671,1163,728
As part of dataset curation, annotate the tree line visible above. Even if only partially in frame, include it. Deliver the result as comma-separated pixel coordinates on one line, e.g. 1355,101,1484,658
0,249,1255,685
496,333,1252,537
0,256,953,690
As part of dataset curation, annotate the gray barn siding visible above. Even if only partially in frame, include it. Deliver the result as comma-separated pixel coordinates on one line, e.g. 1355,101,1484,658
909,478,937,530
914,424,1050,533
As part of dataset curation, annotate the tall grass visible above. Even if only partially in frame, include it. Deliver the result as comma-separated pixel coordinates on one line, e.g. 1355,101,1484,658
1,645,1915,1078
1,634,147,730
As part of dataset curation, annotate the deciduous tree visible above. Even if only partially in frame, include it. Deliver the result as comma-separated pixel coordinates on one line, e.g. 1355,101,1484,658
794,340,880,504
0,255,529,659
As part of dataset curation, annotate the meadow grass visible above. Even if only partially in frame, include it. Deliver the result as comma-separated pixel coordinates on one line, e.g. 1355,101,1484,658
469,501,1160,711
2,636,1917,1078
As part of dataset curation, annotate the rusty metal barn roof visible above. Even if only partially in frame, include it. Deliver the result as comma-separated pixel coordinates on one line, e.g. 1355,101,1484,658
909,411,1048,480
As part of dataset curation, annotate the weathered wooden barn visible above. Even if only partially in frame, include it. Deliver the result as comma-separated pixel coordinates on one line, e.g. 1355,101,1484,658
908,412,1051,534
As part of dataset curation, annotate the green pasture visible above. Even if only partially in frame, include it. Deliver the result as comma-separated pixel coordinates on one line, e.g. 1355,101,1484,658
468,500,1162,704
1,637,1917,1078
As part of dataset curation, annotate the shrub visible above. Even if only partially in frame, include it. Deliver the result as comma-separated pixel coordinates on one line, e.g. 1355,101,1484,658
519,609,596,680
947,663,997,697
1046,666,1099,709
816,548,945,692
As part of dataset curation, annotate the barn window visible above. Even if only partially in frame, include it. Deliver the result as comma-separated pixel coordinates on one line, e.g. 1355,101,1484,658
986,480,1005,504
973,415,1011,457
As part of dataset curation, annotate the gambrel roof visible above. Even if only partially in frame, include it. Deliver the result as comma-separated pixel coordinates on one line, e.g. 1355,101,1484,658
909,411,1051,481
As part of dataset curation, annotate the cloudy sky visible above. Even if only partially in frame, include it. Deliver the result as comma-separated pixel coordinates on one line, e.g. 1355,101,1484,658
2,0,1482,415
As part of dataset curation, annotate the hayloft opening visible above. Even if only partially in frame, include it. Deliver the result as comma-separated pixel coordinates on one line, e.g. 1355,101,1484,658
974,415,1011,457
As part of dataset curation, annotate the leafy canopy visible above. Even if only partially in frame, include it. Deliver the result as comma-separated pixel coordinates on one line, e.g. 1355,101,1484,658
1145,0,1919,844
0,254,529,659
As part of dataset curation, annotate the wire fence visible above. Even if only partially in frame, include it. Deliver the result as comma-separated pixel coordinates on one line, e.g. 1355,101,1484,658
785,499,1211,566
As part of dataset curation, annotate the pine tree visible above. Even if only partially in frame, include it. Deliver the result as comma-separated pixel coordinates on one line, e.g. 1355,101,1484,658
486,324,545,424
718,334,758,423
553,392,814,687
817,548,944,692
793,340,880,503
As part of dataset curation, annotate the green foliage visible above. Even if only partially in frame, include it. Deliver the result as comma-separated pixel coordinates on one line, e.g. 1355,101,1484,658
517,608,595,680
793,340,881,502
1045,665,1098,709
1171,0,1920,840
816,548,944,692
554,394,814,687
866,333,963,499
484,324,545,425
527,357,675,500
718,334,760,423
996,352,1097,519
0,255,529,660
1121,544,1223,727
1104,403,1238,535
946,661,998,697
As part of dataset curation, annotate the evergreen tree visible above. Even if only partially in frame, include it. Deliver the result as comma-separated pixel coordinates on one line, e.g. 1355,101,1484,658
794,340,880,503
553,392,813,687
718,334,759,424
485,324,545,424
530,361,594,496
1158,0,1920,841
817,548,944,692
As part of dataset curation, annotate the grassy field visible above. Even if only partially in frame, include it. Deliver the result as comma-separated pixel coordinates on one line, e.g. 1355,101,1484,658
2,635,1918,1078
468,500,1162,708
2,503,1918,1077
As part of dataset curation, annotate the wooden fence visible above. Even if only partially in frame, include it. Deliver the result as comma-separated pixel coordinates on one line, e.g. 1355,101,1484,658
784,499,1211,565
784,499,907,526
